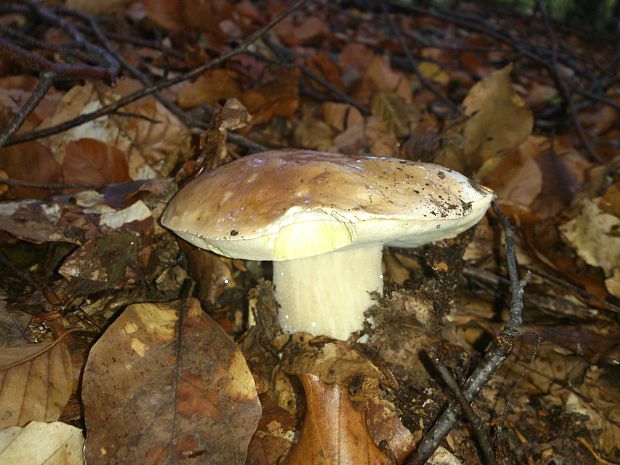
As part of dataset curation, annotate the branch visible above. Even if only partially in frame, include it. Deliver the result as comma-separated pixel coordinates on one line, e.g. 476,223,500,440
538,0,602,163
0,71,55,148
406,205,530,465
5,0,310,148
379,0,460,116
426,351,497,465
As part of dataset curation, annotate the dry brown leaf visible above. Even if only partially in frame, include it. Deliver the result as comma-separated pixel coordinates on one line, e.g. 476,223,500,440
306,52,345,91
82,299,261,465
62,138,131,186
366,117,399,157
0,339,73,428
371,93,420,138
559,198,620,297
339,43,374,73
293,114,334,151
359,55,412,104
0,421,84,465
416,61,450,86
243,68,300,124
178,69,242,109
178,240,235,306
282,374,392,465
436,64,533,176
37,81,191,179
0,141,62,199
274,16,328,46
322,102,364,131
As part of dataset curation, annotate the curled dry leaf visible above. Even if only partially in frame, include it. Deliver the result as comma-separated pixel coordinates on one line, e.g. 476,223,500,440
82,299,261,465
0,421,84,465
0,338,73,427
282,374,392,465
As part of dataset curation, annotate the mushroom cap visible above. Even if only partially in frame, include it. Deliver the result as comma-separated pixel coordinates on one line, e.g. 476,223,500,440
161,150,494,261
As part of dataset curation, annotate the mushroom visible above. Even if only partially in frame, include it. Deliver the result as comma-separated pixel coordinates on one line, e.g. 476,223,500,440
161,150,493,340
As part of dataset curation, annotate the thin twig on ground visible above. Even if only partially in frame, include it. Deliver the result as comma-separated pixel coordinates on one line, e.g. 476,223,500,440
379,0,460,116
5,0,310,148
538,0,602,163
406,204,530,465
0,71,55,148
426,351,498,465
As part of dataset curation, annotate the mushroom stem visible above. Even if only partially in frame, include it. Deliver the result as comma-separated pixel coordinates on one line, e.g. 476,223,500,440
273,244,383,340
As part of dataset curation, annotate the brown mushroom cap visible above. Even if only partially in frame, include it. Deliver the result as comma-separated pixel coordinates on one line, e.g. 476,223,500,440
161,150,494,261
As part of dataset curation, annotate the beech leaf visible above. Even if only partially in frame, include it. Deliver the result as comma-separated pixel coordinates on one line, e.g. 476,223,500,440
0,338,73,428
0,421,84,465
82,299,261,465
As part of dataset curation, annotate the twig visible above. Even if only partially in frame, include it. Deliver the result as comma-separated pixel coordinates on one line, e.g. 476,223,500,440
406,204,530,465
0,71,55,148
5,0,310,148
0,178,98,190
379,0,460,116
538,0,602,163
0,2,119,83
244,49,370,116
426,351,497,465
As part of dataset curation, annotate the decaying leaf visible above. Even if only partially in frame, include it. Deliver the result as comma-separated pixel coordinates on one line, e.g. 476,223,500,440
436,64,533,176
0,338,73,427
282,374,392,465
559,197,620,297
82,299,261,465
371,93,420,138
0,421,84,465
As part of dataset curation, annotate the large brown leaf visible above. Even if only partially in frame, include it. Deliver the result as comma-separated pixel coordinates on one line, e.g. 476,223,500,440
82,299,261,465
282,374,392,465
0,338,73,428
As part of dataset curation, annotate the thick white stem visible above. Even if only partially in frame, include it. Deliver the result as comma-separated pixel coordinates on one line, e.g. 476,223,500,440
273,244,383,340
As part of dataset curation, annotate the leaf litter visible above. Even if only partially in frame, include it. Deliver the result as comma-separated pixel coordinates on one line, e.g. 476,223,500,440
0,1,619,464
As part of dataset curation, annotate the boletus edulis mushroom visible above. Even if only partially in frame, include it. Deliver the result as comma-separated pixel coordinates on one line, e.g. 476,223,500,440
161,149,494,341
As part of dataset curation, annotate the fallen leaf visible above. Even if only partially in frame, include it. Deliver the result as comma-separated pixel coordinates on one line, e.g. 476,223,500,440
416,61,450,86
282,374,391,465
0,421,84,465
559,198,620,277
366,116,399,157
37,81,191,180
275,16,328,46
178,69,242,109
306,52,345,91
339,43,374,74
436,64,533,176
62,138,131,186
322,102,364,131
243,68,300,125
357,55,412,105
293,114,334,151
82,299,261,465
371,93,419,138
0,141,62,199
0,338,73,427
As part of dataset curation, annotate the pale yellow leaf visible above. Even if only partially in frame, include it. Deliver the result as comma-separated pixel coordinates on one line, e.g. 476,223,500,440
0,421,84,465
